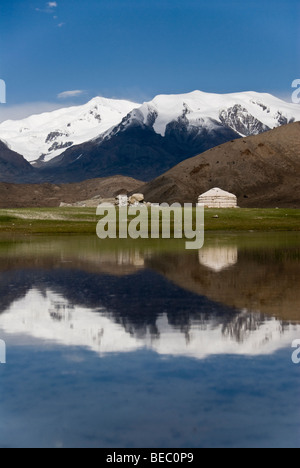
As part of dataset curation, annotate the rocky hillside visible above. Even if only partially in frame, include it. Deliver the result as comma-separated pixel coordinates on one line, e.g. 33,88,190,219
139,122,300,208
0,176,143,208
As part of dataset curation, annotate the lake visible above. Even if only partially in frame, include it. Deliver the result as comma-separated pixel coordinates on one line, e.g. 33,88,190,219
0,233,299,448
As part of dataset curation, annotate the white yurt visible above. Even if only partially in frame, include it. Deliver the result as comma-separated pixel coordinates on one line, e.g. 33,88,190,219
198,188,237,208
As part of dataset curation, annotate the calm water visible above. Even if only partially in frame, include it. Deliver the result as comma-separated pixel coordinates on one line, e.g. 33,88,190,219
0,233,299,448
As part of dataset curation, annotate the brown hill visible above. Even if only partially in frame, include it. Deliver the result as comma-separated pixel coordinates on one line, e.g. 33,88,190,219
139,122,300,208
0,176,143,208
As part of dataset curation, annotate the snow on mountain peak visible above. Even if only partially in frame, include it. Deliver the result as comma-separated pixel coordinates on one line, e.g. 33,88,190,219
1,90,300,165
135,90,300,137
0,97,139,163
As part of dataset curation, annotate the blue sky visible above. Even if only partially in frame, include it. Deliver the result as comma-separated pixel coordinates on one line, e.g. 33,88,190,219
0,0,299,119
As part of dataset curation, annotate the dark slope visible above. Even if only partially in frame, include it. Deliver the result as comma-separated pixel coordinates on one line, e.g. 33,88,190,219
36,122,240,183
0,140,36,183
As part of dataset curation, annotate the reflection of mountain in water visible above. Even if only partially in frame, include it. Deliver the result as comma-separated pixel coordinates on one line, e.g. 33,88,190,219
0,270,299,360
0,236,300,359
0,267,239,340
147,246,300,322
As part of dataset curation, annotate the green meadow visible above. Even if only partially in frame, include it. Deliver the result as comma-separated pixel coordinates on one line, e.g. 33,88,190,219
0,207,299,236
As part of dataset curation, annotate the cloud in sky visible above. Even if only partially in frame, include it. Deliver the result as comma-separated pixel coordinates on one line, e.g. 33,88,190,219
35,2,58,14
35,3,65,29
57,90,86,99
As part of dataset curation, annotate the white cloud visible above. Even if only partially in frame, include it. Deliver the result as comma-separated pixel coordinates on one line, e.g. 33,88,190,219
35,2,58,14
57,22,65,28
57,90,86,99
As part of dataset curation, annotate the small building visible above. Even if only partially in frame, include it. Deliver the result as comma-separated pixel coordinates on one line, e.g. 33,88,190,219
117,195,129,207
198,188,237,208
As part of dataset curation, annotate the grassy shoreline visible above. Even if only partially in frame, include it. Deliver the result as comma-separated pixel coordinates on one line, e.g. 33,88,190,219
0,207,299,235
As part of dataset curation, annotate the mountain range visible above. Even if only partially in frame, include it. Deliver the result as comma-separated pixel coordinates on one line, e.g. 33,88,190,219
0,97,138,164
1,90,300,184
1,121,299,208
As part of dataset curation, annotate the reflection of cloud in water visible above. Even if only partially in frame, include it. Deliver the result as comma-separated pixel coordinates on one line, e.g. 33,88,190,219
199,246,238,272
0,288,299,360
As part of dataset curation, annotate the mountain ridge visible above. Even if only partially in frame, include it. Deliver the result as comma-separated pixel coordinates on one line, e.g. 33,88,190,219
1,90,300,184
0,97,139,164
33,90,300,183
0,175,143,208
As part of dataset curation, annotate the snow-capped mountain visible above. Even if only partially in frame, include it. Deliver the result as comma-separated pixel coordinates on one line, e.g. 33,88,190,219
35,90,300,183
0,97,139,164
1,90,300,183
106,90,300,139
